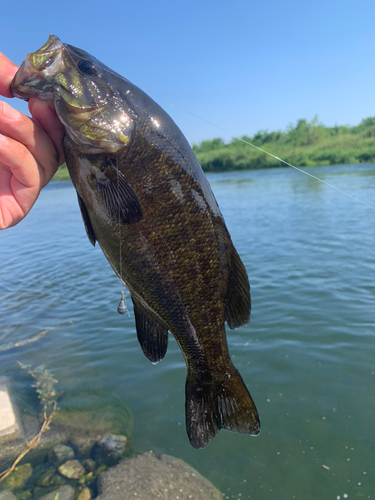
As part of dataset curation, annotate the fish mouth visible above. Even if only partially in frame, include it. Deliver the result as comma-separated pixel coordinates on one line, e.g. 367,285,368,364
10,34,65,101
11,34,104,115
26,34,64,73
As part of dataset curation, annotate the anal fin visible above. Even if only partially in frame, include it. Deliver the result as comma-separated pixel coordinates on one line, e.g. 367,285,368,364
132,299,168,363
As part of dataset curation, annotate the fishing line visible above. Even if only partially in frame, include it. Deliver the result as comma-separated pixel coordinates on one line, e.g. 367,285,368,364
164,103,375,212
64,45,127,314
115,152,127,315
61,43,375,211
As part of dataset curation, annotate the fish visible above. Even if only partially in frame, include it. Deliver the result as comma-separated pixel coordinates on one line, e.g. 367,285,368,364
10,34,260,448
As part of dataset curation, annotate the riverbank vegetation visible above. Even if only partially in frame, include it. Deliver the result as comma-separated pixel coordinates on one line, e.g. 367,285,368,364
193,116,375,172
52,116,375,180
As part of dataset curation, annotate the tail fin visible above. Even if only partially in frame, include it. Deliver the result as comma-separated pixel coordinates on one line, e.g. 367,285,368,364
185,364,260,449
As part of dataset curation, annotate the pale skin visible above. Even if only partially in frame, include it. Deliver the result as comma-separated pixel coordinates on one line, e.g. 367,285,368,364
0,52,65,230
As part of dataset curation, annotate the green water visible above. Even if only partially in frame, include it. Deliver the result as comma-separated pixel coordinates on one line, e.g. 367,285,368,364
1,164,374,499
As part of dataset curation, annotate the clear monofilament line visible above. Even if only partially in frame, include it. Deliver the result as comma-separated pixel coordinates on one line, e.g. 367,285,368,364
116,153,123,282
64,44,375,213
166,104,375,212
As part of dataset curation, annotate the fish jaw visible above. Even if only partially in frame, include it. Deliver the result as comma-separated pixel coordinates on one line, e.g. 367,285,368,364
10,34,65,101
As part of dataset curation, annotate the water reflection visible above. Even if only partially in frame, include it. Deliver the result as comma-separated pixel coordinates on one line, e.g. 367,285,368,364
0,164,374,499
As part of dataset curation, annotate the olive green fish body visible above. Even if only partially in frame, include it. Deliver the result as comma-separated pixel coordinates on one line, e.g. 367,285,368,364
11,35,260,448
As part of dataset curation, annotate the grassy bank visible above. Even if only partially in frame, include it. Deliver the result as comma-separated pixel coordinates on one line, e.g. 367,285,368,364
53,164,70,180
52,116,375,180
193,116,375,172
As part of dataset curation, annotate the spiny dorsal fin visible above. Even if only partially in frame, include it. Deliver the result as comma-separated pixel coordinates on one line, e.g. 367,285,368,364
132,299,169,363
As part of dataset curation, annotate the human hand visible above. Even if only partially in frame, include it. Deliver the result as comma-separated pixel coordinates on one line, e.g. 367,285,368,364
0,52,65,230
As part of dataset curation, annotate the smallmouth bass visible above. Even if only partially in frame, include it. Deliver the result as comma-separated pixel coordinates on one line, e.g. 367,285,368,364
11,35,260,448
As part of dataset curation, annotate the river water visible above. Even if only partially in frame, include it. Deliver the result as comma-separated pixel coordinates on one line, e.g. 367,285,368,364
1,164,374,499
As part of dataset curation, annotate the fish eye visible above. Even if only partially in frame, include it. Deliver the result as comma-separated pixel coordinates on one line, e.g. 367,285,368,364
77,59,97,76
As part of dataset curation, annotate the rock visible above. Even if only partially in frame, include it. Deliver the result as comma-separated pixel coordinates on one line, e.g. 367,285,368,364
69,436,96,458
31,486,50,500
58,460,85,479
0,391,132,470
77,487,92,500
83,459,96,473
1,463,32,491
78,472,95,487
47,444,75,465
53,392,133,458
94,434,127,464
16,491,32,500
36,468,56,487
0,414,68,471
38,485,75,500
96,452,224,500
37,468,66,488
95,465,107,475
0,378,22,445
0,492,17,500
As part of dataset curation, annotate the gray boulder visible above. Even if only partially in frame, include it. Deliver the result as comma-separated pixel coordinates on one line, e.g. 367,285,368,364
0,378,23,445
96,452,223,500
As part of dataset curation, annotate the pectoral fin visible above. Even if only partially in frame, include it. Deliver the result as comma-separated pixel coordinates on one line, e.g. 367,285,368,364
94,160,143,225
77,193,96,246
132,299,169,363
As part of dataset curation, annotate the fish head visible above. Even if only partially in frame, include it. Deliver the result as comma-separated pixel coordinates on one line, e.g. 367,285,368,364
10,34,134,154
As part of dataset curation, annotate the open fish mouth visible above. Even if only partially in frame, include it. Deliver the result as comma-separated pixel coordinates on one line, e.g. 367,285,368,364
26,34,64,73
10,35,66,101
11,34,103,112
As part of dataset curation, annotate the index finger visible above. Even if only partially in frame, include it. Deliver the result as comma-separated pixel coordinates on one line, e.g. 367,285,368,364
0,52,19,98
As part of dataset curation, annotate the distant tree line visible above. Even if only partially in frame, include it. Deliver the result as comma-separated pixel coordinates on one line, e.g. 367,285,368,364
53,116,375,180
192,116,375,172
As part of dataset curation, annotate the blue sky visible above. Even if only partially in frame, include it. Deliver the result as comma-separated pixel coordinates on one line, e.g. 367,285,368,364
1,0,374,144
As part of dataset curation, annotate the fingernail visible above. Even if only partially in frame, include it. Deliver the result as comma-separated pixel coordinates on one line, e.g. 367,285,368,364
1,101,21,120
